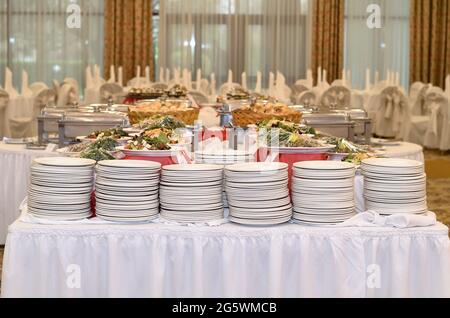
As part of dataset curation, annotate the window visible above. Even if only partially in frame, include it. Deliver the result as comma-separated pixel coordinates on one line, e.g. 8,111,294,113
0,0,104,91
344,0,410,89
157,0,312,87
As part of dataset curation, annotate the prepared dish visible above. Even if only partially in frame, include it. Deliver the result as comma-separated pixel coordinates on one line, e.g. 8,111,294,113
232,102,302,127
128,100,199,125
86,127,129,140
258,120,322,148
80,138,120,162
125,128,180,151
134,116,186,130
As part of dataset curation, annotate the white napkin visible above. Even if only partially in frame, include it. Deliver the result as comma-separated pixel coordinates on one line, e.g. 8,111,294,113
145,66,151,84
21,70,33,97
336,211,437,229
4,67,18,98
346,70,352,87
159,67,165,83
136,65,141,79
268,72,275,95
307,69,313,88
118,66,123,87
93,64,103,88
342,69,346,86
241,72,248,90
395,72,400,86
165,68,171,84
318,67,322,86
322,69,328,86
375,71,380,85
85,65,93,89
196,69,202,90
255,71,262,93
227,69,233,85
154,216,229,227
210,73,216,97
174,68,181,85
108,65,116,84
365,68,371,91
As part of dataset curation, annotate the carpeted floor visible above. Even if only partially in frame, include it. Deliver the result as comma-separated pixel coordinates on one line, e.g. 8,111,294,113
0,150,448,295
425,149,450,227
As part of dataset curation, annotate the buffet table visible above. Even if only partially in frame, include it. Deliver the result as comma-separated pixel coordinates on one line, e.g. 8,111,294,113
2,219,449,298
0,142,58,244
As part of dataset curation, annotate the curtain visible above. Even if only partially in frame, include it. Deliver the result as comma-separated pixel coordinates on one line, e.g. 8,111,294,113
410,0,450,88
0,0,104,90
158,0,312,88
311,0,345,84
345,0,410,89
104,0,154,85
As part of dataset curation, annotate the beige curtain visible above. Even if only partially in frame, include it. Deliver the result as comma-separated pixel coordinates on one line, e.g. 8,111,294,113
104,0,153,84
311,0,345,84
410,0,450,87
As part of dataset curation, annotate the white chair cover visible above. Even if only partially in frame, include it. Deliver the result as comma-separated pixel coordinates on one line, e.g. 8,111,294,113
374,86,408,138
128,77,151,88
350,92,365,110
218,83,242,97
295,91,316,106
0,89,9,138
29,82,49,95
57,83,79,108
423,89,450,150
188,91,209,105
99,83,124,104
30,88,57,136
152,83,169,90
320,86,352,109
409,82,425,107
63,78,80,97
291,84,310,102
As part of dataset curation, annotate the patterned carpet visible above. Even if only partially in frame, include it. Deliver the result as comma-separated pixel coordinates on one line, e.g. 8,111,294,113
0,151,448,295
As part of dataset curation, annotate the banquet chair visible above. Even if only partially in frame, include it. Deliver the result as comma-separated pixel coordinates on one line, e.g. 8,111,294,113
29,82,49,95
57,83,79,108
188,91,209,105
320,86,352,110
63,78,80,97
0,89,9,138
99,83,124,104
295,91,316,107
195,79,211,96
374,86,408,138
291,84,310,103
151,83,169,91
409,82,426,107
422,89,450,150
9,117,34,139
30,89,57,137
128,77,150,88
403,87,443,145
350,92,365,110
219,83,243,97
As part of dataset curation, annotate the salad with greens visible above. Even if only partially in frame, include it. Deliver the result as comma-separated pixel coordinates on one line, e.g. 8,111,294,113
80,138,120,161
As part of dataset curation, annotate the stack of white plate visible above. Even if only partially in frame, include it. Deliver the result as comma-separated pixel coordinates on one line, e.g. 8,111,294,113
195,149,255,165
362,158,428,215
292,161,356,225
28,157,96,220
196,149,254,209
95,160,161,222
225,163,292,225
160,164,225,223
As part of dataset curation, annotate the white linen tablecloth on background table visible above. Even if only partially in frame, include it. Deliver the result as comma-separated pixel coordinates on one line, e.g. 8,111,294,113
1,220,449,298
0,142,58,244
381,142,424,163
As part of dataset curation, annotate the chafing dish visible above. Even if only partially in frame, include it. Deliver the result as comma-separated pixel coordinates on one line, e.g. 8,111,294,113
302,112,356,141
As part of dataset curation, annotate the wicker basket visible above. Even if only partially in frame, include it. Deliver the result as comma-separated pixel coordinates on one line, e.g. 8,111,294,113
232,108,302,127
128,108,200,126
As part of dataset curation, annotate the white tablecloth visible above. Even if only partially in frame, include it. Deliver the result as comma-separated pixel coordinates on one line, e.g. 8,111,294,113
0,143,58,244
382,142,424,163
2,220,449,298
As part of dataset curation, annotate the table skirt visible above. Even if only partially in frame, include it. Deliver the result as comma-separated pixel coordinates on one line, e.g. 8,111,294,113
2,221,449,298
0,144,58,244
